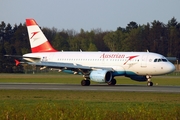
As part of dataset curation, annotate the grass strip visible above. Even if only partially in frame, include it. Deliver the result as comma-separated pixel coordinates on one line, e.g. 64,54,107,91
0,90,180,120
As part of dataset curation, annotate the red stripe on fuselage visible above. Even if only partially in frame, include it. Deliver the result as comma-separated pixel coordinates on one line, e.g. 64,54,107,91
31,41,57,53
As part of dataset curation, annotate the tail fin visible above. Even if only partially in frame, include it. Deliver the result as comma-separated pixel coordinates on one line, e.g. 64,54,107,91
26,19,57,53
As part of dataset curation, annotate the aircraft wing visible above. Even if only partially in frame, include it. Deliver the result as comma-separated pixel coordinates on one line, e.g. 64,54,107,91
5,55,113,71
29,61,114,71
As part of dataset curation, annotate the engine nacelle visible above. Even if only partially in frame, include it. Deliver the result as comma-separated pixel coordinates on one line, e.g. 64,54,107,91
89,70,112,83
127,75,147,82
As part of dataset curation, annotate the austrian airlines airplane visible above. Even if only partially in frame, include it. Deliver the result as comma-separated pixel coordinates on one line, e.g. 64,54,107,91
15,19,176,86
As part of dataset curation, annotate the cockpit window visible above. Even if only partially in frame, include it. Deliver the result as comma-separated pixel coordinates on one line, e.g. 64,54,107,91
158,59,162,62
154,59,157,62
162,59,168,62
154,58,168,62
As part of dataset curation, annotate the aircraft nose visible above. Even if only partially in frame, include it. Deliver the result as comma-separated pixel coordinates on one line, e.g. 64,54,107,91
167,62,175,73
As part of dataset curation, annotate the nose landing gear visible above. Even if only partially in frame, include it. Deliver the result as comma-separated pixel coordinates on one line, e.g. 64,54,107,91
146,75,153,86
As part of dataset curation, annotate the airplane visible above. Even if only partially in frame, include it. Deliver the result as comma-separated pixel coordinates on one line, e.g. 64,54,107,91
7,19,176,86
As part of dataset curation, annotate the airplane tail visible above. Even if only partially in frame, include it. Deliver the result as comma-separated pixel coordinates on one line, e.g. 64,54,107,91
26,19,57,53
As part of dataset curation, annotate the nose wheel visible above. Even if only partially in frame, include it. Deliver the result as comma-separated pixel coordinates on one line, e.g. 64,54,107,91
146,75,153,86
147,81,153,86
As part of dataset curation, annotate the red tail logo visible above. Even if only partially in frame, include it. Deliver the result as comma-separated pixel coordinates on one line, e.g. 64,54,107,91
30,31,39,39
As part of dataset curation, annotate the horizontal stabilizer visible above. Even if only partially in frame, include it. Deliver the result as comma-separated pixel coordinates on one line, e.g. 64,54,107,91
5,55,41,63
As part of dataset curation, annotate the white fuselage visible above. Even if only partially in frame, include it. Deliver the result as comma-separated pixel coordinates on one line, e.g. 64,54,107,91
23,51,175,76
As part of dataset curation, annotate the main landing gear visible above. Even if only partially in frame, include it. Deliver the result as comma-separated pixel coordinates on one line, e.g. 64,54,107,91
81,78,117,86
81,74,91,86
81,79,90,86
146,75,153,86
108,79,117,85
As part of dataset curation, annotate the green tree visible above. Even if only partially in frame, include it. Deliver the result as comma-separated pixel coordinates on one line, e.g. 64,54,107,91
126,21,138,32
13,23,29,55
149,20,167,55
92,29,109,51
122,28,142,51
52,33,69,51
0,21,6,43
140,23,151,51
68,37,81,51
103,31,121,51
88,42,98,51
167,17,180,57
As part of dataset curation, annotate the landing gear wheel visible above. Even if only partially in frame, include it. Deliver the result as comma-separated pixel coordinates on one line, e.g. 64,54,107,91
108,79,116,85
146,75,153,86
86,80,90,86
147,82,153,86
81,80,90,86
81,80,86,86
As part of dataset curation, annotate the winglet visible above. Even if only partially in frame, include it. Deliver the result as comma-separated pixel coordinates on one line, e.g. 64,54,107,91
26,19,57,53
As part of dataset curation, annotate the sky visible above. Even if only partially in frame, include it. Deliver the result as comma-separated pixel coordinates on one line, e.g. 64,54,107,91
1,0,180,32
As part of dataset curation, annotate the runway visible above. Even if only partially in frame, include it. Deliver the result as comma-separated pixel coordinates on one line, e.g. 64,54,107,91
0,83,180,92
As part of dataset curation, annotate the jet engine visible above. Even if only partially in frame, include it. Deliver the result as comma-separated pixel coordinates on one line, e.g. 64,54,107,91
89,70,112,83
127,75,147,81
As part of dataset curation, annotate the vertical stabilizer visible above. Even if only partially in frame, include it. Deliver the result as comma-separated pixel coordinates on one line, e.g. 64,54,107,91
26,19,57,52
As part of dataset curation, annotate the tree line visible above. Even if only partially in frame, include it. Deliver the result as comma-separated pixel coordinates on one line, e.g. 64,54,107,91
0,17,180,73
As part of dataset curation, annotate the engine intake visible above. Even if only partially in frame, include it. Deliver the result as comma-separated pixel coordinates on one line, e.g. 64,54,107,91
89,70,112,83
